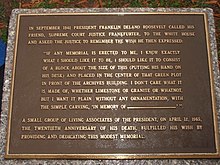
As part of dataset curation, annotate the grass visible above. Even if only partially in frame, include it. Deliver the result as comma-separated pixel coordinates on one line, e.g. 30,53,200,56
0,0,19,43
35,0,58,8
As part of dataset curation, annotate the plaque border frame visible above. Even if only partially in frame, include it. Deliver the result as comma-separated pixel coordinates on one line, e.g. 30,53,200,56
5,12,220,159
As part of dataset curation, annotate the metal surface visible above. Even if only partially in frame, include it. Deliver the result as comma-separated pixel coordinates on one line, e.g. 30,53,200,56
5,13,220,159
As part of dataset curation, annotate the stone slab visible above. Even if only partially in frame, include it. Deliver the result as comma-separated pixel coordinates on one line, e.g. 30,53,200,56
0,8,220,164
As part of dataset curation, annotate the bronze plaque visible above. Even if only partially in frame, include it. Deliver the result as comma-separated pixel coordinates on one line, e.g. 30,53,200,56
6,13,219,159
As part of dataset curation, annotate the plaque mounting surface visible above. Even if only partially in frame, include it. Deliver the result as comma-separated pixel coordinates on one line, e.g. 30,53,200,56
5,12,220,159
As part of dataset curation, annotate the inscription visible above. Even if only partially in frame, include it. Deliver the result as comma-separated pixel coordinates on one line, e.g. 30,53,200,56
6,13,219,158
